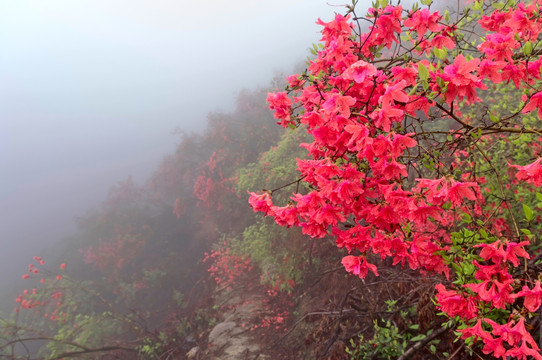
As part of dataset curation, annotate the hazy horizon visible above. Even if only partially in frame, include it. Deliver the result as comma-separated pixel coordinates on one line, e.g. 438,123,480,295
0,0,355,292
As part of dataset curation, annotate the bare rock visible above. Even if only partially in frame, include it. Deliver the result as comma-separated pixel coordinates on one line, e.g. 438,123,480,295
208,321,237,347
185,346,199,359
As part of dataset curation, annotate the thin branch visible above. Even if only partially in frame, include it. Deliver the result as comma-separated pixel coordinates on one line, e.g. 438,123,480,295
481,126,542,135
50,345,137,359
433,102,472,130
473,142,520,238
397,324,450,360
0,336,90,352
269,175,307,193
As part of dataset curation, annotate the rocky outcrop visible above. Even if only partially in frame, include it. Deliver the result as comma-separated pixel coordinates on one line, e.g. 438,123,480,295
205,288,270,360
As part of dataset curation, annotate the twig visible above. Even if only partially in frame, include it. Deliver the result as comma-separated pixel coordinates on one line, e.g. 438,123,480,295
473,142,520,238
397,325,449,360
448,342,465,359
50,346,137,359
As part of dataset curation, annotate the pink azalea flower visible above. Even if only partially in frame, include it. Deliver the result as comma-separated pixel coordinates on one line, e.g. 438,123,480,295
403,8,443,38
522,91,542,119
343,60,378,84
511,158,542,186
514,281,542,312
342,255,378,278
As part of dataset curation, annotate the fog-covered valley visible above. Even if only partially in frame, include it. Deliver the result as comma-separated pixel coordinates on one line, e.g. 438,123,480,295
0,0,335,291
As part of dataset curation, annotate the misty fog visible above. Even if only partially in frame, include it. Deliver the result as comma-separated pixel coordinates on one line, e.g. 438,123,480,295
0,0,340,292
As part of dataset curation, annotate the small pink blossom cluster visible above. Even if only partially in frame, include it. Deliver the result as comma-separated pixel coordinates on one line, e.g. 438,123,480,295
249,285,292,333
436,238,542,358
458,317,542,359
83,230,145,282
15,257,67,323
15,288,40,311
193,174,235,211
203,242,252,288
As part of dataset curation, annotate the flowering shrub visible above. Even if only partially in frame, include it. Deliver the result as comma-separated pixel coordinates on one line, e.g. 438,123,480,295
249,0,542,357
203,241,253,288
5,256,161,359
248,287,291,333
14,257,66,321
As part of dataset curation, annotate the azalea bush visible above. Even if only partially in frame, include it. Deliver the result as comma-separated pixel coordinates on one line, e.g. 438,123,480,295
2,257,138,359
203,240,253,288
0,174,208,359
249,0,542,358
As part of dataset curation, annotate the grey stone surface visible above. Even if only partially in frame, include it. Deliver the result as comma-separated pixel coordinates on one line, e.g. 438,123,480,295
208,321,237,347
207,288,271,359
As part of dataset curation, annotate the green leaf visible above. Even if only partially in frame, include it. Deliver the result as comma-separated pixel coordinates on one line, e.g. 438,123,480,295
464,262,475,275
452,263,462,272
523,204,534,221
524,41,533,56
418,63,429,81
434,48,447,60
536,192,542,201
479,228,488,239
436,77,448,94
410,334,426,342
